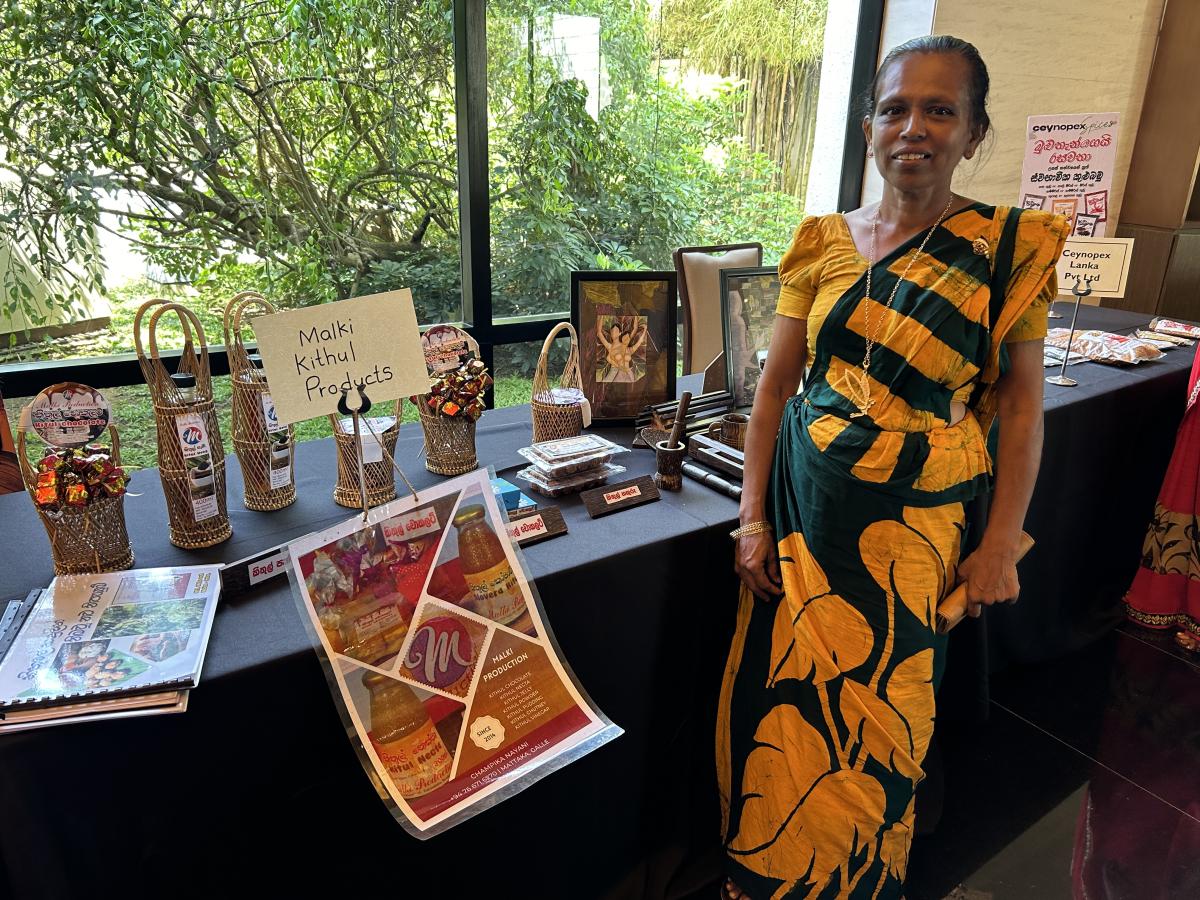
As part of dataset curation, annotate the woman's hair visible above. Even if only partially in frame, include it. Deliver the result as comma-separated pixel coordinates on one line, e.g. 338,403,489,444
861,35,991,139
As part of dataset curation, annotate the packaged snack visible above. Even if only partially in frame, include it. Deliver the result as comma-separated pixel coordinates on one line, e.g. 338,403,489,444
520,435,628,477
516,463,625,497
1150,318,1200,339
1045,329,1164,365
1137,329,1194,347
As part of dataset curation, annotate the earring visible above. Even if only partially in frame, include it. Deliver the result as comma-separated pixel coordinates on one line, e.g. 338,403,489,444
867,147,875,159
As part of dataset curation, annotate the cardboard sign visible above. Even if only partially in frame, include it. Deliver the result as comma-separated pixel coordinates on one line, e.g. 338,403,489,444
250,290,428,425
1055,237,1135,298
1019,113,1120,236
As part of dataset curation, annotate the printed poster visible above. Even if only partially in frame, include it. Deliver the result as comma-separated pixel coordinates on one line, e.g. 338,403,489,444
1019,113,1119,237
286,468,620,837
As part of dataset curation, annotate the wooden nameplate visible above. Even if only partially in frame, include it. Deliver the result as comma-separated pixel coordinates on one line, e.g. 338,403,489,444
580,475,661,518
687,433,745,480
506,506,568,546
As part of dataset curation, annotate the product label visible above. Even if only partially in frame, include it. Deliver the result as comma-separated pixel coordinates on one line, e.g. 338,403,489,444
373,723,453,798
260,391,281,433
506,515,546,542
269,462,292,490
603,484,641,505
352,604,403,643
249,549,289,586
382,507,441,543
463,560,526,625
175,411,218,521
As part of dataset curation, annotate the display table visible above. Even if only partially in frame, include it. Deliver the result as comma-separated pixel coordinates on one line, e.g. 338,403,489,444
0,303,1191,899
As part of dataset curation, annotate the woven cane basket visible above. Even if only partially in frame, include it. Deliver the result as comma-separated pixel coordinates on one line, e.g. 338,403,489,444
531,321,587,443
223,290,296,511
18,426,135,575
330,400,401,509
417,402,478,476
134,299,232,548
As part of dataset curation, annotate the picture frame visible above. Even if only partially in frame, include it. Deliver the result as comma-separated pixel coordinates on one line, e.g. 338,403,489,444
720,266,781,407
570,271,677,423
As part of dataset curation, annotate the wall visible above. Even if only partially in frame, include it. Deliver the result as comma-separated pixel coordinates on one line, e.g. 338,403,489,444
933,0,1164,223
861,0,1165,229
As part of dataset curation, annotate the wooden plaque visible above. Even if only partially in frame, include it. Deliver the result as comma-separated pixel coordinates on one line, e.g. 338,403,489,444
580,475,661,519
506,506,568,546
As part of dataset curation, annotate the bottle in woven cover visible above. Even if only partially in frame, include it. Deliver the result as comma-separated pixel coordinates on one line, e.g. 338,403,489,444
135,299,232,548
224,291,297,511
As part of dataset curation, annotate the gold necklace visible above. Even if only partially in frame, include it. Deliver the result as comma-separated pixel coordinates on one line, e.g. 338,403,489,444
849,195,956,418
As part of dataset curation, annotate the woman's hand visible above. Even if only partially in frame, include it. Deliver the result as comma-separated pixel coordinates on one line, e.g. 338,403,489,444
735,531,783,601
955,543,1020,617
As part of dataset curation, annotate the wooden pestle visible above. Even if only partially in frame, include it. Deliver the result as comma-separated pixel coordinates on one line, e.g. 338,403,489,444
934,531,1035,634
668,391,692,449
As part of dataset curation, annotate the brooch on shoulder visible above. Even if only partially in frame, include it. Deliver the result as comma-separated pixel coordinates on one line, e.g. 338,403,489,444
972,237,991,260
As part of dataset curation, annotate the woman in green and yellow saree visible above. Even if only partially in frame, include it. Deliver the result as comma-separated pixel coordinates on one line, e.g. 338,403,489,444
718,37,1068,899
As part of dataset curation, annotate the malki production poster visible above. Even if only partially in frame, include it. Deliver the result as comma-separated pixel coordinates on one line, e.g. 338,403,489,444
1018,112,1120,238
286,467,620,837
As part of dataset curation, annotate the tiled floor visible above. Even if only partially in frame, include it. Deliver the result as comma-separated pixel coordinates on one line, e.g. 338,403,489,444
906,624,1200,900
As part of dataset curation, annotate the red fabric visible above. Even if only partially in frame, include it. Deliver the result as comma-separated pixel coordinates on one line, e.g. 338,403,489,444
1125,349,1200,635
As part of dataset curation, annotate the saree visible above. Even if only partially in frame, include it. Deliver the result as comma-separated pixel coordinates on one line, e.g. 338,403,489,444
717,205,1068,899
1123,347,1200,640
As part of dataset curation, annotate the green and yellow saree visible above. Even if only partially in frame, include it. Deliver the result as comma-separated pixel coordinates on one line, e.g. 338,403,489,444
717,205,1069,899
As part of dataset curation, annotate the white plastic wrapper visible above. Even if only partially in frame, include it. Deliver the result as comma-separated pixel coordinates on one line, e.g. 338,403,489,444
1045,328,1164,365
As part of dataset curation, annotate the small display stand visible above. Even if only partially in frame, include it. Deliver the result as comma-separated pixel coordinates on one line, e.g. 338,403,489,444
17,425,134,575
223,290,296,511
134,298,233,548
531,322,587,443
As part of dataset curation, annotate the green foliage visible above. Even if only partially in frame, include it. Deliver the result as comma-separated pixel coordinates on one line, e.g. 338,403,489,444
2,0,812,381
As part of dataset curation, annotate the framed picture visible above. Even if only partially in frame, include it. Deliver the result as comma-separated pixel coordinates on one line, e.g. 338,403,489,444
570,271,677,422
720,266,781,407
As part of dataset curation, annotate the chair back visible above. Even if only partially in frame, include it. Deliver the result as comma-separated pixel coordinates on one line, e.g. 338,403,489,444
673,242,763,374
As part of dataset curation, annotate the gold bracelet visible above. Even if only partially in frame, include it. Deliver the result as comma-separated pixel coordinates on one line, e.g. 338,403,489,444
730,521,773,540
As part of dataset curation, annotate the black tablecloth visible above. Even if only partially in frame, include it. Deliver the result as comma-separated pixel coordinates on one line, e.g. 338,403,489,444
0,302,1192,899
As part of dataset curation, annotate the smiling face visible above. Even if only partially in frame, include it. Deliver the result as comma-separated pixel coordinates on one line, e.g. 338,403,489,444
864,52,983,194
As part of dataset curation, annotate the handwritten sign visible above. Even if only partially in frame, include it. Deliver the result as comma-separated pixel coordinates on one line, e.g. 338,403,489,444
1055,237,1135,298
250,290,428,425
1019,113,1119,236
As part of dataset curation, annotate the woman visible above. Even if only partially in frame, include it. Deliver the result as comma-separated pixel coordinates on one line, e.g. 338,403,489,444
718,36,1068,899
1124,347,1200,652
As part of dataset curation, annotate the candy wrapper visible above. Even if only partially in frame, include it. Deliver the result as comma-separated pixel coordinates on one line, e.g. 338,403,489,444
29,446,129,511
412,357,493,422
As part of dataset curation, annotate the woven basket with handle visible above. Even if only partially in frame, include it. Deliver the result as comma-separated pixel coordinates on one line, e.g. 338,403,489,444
531,322,587,443
223,290,297,511
134,299,232,549
18,425,134,575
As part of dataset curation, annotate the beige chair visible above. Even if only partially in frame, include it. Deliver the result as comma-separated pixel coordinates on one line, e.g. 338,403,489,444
673,242,764,376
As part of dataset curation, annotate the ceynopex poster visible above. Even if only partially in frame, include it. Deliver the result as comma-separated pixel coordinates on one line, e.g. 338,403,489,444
1018,113,1119,237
